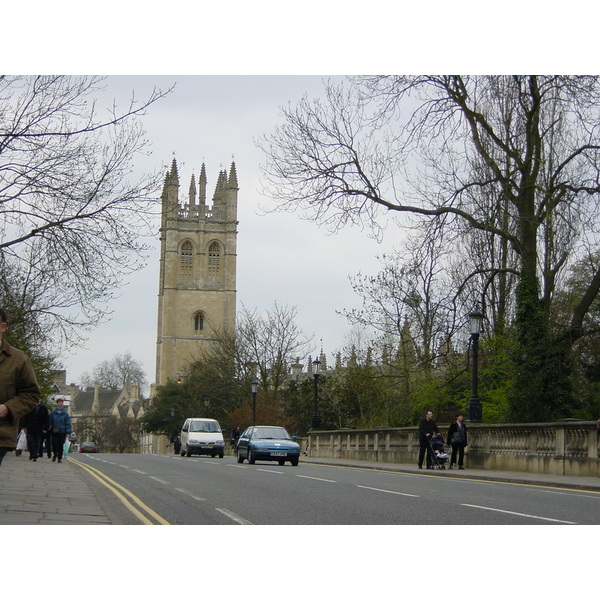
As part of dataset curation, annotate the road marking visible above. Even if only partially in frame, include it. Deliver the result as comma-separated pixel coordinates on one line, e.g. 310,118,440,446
527,489,600,500
257,468,284,474
357,485,419,498
461,503,577,524
150,476,169,484
296,475,336,483
132,470,147,475
305,463,600,497
176,488,206,502
120,465,131,469
227,464,247,469
216,508,253,525
70,458,170,525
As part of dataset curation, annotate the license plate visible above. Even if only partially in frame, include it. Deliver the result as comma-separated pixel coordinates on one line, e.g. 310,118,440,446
270,452,287,457
201,445,212,449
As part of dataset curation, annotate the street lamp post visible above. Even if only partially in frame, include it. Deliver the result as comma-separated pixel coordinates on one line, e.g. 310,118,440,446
251,381,258,426
311,358,321,430
466,308,484,423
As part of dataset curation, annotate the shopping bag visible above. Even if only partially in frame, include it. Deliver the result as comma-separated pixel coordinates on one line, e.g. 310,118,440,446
16,430,28,451
64,440,71,458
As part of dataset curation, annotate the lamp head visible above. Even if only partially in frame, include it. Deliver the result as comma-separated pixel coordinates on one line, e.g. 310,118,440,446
469,309,484,336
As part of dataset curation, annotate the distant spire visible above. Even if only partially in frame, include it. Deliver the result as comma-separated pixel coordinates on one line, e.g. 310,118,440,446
320,352,327,371
161,170,169,191
213,170,227,200
189,174,196,206
228,162,238,188
161,158,179,199
219,169,227,188
199,163,207,204
170,158,178,178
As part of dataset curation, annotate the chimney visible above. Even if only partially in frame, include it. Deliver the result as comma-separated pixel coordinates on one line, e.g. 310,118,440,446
92,383,100,412
130,385,139,402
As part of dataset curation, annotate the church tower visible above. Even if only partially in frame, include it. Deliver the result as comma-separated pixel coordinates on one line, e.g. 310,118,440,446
155,158,238,385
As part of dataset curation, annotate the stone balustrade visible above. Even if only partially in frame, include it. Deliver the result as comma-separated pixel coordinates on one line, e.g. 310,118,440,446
305,421,600,477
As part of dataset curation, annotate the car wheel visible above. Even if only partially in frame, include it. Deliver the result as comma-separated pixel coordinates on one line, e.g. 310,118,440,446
237,451,244,463
219,453,224,458
248,448,256,464
278,459,285,466
291,458,299,466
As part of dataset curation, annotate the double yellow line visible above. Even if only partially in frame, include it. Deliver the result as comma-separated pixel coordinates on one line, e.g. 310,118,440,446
71,458,170,525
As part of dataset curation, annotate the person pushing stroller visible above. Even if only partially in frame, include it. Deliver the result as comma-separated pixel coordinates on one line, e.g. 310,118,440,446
418,410,440,469
429,433,449,469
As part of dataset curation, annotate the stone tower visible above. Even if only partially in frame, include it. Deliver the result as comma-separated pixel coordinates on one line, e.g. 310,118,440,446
155,158,238,385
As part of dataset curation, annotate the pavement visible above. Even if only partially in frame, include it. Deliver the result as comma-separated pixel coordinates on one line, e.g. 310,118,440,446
1,450,599,525
0,451,110,525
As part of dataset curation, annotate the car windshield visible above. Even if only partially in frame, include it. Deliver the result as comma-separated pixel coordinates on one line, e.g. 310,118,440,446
190,421,220,433
253,427,291,440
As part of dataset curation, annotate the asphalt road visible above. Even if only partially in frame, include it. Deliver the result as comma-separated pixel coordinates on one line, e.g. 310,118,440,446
70,453,600,525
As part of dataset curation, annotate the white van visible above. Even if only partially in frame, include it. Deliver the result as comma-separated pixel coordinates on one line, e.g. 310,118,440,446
180,418,225,458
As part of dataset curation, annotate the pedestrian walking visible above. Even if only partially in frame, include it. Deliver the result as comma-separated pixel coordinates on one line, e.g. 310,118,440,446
447,413,468,470
173,435,181,454
230,426,241,453
0,308,41,467
20,399,50,462
418,410,440,469
48,399,72,463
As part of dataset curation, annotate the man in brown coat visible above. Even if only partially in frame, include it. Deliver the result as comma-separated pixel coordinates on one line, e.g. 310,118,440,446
0,308,41,466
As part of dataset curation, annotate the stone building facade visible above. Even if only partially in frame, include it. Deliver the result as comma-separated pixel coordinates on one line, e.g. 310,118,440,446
155,159,238,385
49,370,145,452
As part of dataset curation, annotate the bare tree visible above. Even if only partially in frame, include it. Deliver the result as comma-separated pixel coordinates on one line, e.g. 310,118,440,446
186,302,313,400
344,229,462,370
80,351,147,393
236,303,313,398
259,75,600,420
0,75,172,349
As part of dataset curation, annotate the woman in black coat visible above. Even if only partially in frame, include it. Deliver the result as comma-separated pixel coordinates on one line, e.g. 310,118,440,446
447,413,467,470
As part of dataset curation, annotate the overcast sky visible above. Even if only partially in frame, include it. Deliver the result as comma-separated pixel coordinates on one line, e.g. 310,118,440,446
58,75,402,386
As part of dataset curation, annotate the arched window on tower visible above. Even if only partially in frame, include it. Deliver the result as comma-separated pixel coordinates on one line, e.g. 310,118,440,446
180,241,193,280
207,241,221,281
194,311,205,332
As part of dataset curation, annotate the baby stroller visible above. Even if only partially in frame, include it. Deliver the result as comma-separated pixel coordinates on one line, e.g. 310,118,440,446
429,434,449,470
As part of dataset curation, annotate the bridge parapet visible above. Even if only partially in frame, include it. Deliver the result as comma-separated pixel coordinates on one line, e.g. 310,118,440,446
305,421,600,477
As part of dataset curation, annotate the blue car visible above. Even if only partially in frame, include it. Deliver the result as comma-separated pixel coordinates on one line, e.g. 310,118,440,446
236,426,300,466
